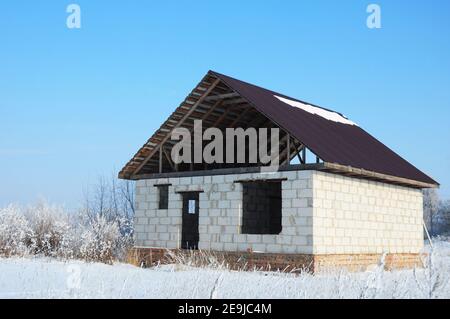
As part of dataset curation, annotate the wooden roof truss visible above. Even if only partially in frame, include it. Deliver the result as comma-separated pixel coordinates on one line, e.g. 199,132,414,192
119,73,321,179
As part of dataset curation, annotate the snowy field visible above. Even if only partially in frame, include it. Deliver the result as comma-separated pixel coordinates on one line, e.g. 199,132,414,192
0,241,449,299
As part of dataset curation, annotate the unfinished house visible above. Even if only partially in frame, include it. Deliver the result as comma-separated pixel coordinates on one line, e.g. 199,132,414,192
120,70,439,272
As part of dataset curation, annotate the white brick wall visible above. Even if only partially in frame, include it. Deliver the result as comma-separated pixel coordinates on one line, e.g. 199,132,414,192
134,170,424,255
134,170,314,254
312,171,424,255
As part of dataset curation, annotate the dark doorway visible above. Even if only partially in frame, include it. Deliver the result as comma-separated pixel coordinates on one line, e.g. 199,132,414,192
181,192,200,250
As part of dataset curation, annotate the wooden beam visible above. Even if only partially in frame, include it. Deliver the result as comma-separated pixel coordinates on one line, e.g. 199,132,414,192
291,140,303,164
212,106,234,128
323,162,438,189
281,138,304,166
271,133,291,166
245,113,270,130
169,98,224,139
221,98,247,106
175,190,204,194
286,133,290,166
159,99,225,172
162,146,175,171
234,178,288,183
204,92,239,101
229,107,251,127
131,163,326,180
132,78,221,175
129,160,437,189
200,98,224,121
159,145,163,173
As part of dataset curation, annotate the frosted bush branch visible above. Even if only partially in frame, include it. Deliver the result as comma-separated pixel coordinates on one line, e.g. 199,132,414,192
0,174,135,263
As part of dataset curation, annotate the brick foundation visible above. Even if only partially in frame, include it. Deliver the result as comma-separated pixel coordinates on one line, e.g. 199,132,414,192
127,248,423,273
313,253,423,272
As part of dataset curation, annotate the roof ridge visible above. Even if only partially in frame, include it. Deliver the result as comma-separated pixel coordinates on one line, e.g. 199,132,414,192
208,70,349,119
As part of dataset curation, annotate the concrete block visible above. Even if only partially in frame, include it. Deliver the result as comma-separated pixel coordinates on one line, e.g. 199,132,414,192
136,217,148,225
156,225,167,233
212,175,225,183
283,189,297,199
192,176,203,184
179,177,191,185
218,201,230,209
247,235,262,243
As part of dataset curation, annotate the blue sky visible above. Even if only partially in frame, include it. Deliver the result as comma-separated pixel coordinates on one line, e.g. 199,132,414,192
1,1,449,208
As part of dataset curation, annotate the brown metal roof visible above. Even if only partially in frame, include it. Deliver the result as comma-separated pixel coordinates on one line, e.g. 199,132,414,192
209,70,438,186
119,70,438,187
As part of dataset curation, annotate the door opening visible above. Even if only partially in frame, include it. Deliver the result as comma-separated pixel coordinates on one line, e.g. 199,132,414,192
181,192,200,250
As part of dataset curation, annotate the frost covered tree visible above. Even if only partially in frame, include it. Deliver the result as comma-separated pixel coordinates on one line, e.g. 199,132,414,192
436,200,450,236
24,200,71,257
423,189,440,236
80,174,135,261
0,174,135,263
423,189,450,237
0,205,32,256
82,174,134,229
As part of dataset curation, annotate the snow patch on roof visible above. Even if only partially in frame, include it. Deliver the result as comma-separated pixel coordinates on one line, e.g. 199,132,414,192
274,95,358,126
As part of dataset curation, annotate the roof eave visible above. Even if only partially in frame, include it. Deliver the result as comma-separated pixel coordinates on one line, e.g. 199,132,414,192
120,162,439,189
323,162,439,189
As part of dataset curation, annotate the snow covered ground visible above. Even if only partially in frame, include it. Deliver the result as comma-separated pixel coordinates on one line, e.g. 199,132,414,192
1,241,449,299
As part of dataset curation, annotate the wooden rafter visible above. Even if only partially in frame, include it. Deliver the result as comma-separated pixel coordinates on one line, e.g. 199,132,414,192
132,78,221,176
212,106,234,128
228,106,251,127
271,133,290,166
280,137,303,166
124,74,321,175
162,146,175,171
204,92,239,101
286,133,290,167
159,145,163,173
221,98,247,106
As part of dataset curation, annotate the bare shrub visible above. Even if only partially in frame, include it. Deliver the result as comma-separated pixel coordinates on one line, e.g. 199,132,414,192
0,172,135,263
24,201,71,257
414,242,450,298
80,174,135,262
0,204,31,257
78,215,120,264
